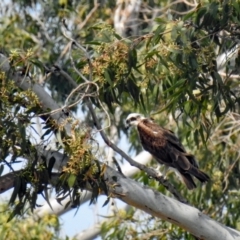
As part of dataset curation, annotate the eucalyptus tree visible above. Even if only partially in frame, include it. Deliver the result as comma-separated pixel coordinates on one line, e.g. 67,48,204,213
1,0,240,239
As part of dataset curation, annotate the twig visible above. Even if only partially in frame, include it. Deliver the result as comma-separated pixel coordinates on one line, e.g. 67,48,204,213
144,0,197,17
112,157,124,175
52,64,78,87
64,82,98,107
78,0,100,30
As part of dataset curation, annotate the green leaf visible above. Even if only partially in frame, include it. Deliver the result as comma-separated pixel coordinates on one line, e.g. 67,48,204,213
102,197,110,207
189,55,198,70
104,70,113,87
153,25,166,43
199,125,206,145
196,7,207,26
184,101,191,114
0,165,4,176
163,79,186,94
154,18,168,24
113,32,122,40
9,176,21,205
128,48,137,70
213,71,223,86
30,59,45,71
41,128,53,140
85,41,102,45
194,129,199,148
67,174,76,188
183,9,196,21
159,55,168,68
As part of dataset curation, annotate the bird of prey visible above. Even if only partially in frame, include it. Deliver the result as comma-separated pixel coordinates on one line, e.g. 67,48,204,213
125,113,210,189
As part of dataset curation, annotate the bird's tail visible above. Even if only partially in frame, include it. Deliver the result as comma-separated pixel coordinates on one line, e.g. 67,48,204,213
185,154,210,183
181,173,197,190
180,167,210,190
190,167,210,183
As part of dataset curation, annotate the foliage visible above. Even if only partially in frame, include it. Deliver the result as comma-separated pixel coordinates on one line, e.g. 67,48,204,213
0,204,65,240
0,70,52,216
0,68,107,217
56,126,108,207
0,71,40,164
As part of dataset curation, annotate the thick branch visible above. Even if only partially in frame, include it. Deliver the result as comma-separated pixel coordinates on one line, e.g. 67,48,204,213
104,166,240,240
46,157,240,240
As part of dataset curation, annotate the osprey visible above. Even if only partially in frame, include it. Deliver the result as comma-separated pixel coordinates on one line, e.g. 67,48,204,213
125,113,210,189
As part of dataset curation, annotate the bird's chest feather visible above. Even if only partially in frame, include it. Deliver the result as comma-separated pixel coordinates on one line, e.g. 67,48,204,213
137,124,172,163
138,130,167,151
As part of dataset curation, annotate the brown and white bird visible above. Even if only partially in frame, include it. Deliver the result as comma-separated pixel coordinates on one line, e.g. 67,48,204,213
125,113,210,189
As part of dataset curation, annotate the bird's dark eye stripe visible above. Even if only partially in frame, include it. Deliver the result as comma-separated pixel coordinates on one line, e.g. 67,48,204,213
126,116,138,124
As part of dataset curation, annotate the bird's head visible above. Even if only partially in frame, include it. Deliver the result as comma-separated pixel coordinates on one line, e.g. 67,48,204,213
125,113,145,130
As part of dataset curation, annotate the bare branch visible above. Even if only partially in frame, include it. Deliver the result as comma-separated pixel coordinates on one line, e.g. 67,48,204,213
78,0,99,30
0,170,21,194
104,166,240,240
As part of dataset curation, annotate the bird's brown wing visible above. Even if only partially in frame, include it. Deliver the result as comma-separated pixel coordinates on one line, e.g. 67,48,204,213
163,129,200,168
142,120,199,167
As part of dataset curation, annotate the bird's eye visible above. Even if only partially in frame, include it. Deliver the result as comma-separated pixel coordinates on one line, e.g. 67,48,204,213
130,117,136,121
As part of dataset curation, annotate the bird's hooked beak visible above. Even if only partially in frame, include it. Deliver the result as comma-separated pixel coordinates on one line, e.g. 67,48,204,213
125,120,130,130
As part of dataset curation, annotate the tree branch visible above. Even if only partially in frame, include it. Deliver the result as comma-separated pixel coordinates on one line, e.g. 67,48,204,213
104,166,240,240
0,170,21,194
1,149,238,240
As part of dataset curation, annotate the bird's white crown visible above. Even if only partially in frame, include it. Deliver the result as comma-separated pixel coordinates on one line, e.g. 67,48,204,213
125,113,146,128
